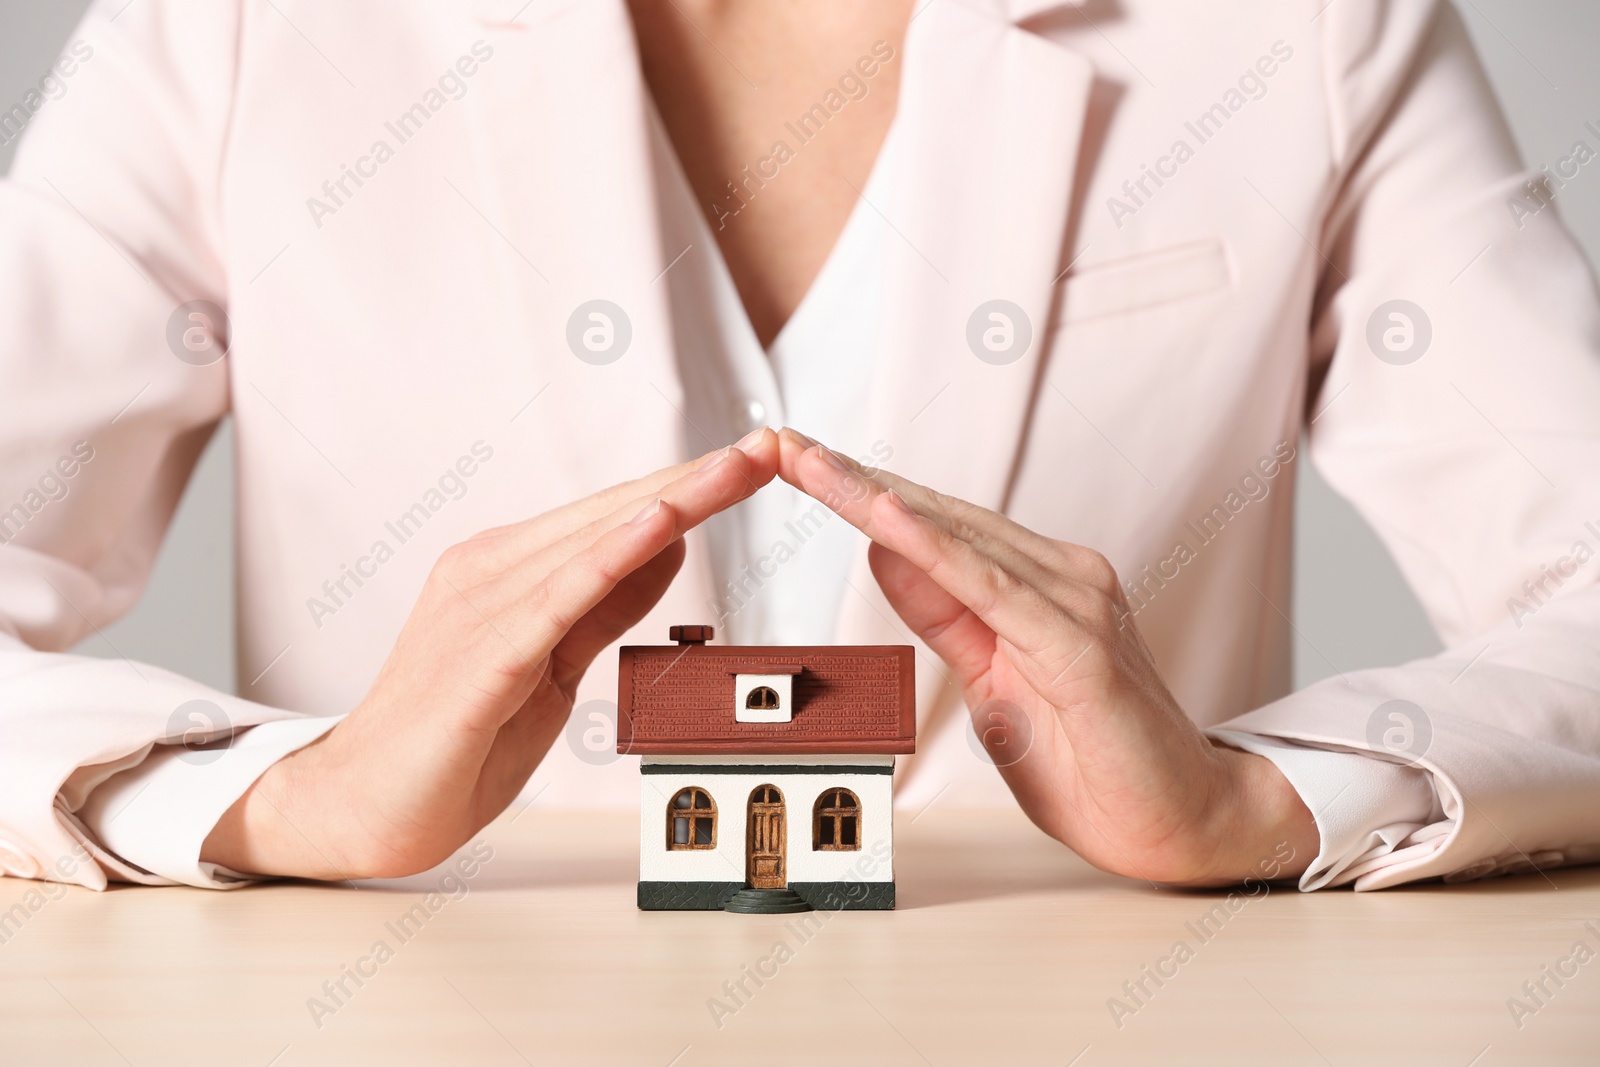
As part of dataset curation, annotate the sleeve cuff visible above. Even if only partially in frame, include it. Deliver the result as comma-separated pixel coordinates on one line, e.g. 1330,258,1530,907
1209,729,1447,891
75,715,342,889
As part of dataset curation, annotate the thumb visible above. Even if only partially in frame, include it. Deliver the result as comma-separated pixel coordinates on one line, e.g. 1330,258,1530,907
867,542,996,691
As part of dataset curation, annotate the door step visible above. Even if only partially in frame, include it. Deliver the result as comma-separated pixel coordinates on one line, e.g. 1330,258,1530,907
723,887,813,914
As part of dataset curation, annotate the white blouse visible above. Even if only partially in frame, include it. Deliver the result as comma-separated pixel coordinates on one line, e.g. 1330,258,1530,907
78,102,1437,893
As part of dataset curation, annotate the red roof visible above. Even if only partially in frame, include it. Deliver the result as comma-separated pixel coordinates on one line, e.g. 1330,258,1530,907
616,642,916,755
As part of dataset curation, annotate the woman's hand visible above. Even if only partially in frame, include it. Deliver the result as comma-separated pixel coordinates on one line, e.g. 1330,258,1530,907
203,431,779,880
776,429,1316,886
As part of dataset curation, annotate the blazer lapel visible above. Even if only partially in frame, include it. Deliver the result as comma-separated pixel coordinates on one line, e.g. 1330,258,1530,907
465,0,686,498
835,0,1098,752
1000,0,1085,20
866,0,1095,514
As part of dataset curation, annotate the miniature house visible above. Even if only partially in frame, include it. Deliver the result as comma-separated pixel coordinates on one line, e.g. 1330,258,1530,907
618,625,916,913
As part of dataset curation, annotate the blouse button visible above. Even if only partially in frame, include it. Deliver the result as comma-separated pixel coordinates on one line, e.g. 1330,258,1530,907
736,398,768,433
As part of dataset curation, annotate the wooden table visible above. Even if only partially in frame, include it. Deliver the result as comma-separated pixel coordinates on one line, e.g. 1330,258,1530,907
2,807,1596,1066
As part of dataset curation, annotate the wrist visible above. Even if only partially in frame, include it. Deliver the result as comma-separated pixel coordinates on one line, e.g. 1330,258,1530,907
1200,745,1318,886
201,734,342,880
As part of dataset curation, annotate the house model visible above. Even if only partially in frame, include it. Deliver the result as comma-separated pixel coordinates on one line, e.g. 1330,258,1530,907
618,625,916,913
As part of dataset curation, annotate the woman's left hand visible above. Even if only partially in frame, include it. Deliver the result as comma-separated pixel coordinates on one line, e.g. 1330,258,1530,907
776,429,1317,886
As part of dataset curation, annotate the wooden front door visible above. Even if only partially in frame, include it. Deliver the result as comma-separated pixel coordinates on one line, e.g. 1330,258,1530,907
746,785,786,889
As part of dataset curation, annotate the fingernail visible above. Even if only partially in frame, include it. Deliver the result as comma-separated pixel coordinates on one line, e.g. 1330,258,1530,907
628,499,662,525
696,448,729,472
735,427,767,452
884,489,916,517
785,427,819,449
818,446,850,472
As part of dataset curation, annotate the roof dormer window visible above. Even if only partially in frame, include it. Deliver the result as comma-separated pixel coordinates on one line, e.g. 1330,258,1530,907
733,669,799,723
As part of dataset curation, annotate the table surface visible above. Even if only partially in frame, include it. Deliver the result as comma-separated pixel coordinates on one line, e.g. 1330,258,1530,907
1,806,1597,1066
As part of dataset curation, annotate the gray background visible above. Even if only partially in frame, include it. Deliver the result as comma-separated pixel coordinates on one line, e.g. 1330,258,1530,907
2,0,1595,696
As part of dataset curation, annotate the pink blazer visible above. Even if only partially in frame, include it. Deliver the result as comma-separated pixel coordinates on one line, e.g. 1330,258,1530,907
1,0,1597,890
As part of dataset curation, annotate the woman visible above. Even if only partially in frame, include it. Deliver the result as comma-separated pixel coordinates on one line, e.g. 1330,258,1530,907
0,0,1596,892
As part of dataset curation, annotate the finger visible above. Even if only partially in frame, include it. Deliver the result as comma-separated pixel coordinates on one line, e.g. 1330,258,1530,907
494,437,780,674
859,485,1107,701
479,496,684,700
507,437,774,590
775,426,820,486
788,440,1101,611
867,542,997,688
782,431,1125,689
779,428,1093,583
549,538,687,691
536,426,777,546
475,428,779,562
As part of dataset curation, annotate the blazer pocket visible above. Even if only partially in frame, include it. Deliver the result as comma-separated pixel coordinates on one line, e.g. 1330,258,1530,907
1059,238,1232,325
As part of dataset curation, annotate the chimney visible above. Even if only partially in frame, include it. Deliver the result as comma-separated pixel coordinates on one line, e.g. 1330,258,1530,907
669,624,714,645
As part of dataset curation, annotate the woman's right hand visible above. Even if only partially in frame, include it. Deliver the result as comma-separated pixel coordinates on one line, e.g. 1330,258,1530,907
201,430,778,880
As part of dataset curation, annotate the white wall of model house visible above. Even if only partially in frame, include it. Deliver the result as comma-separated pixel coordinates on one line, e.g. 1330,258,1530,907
638,755,895,884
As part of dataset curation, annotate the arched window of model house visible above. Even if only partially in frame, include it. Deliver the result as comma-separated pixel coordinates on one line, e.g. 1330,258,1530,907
668,787,716,849
813,788,861,851
746,685,781,711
